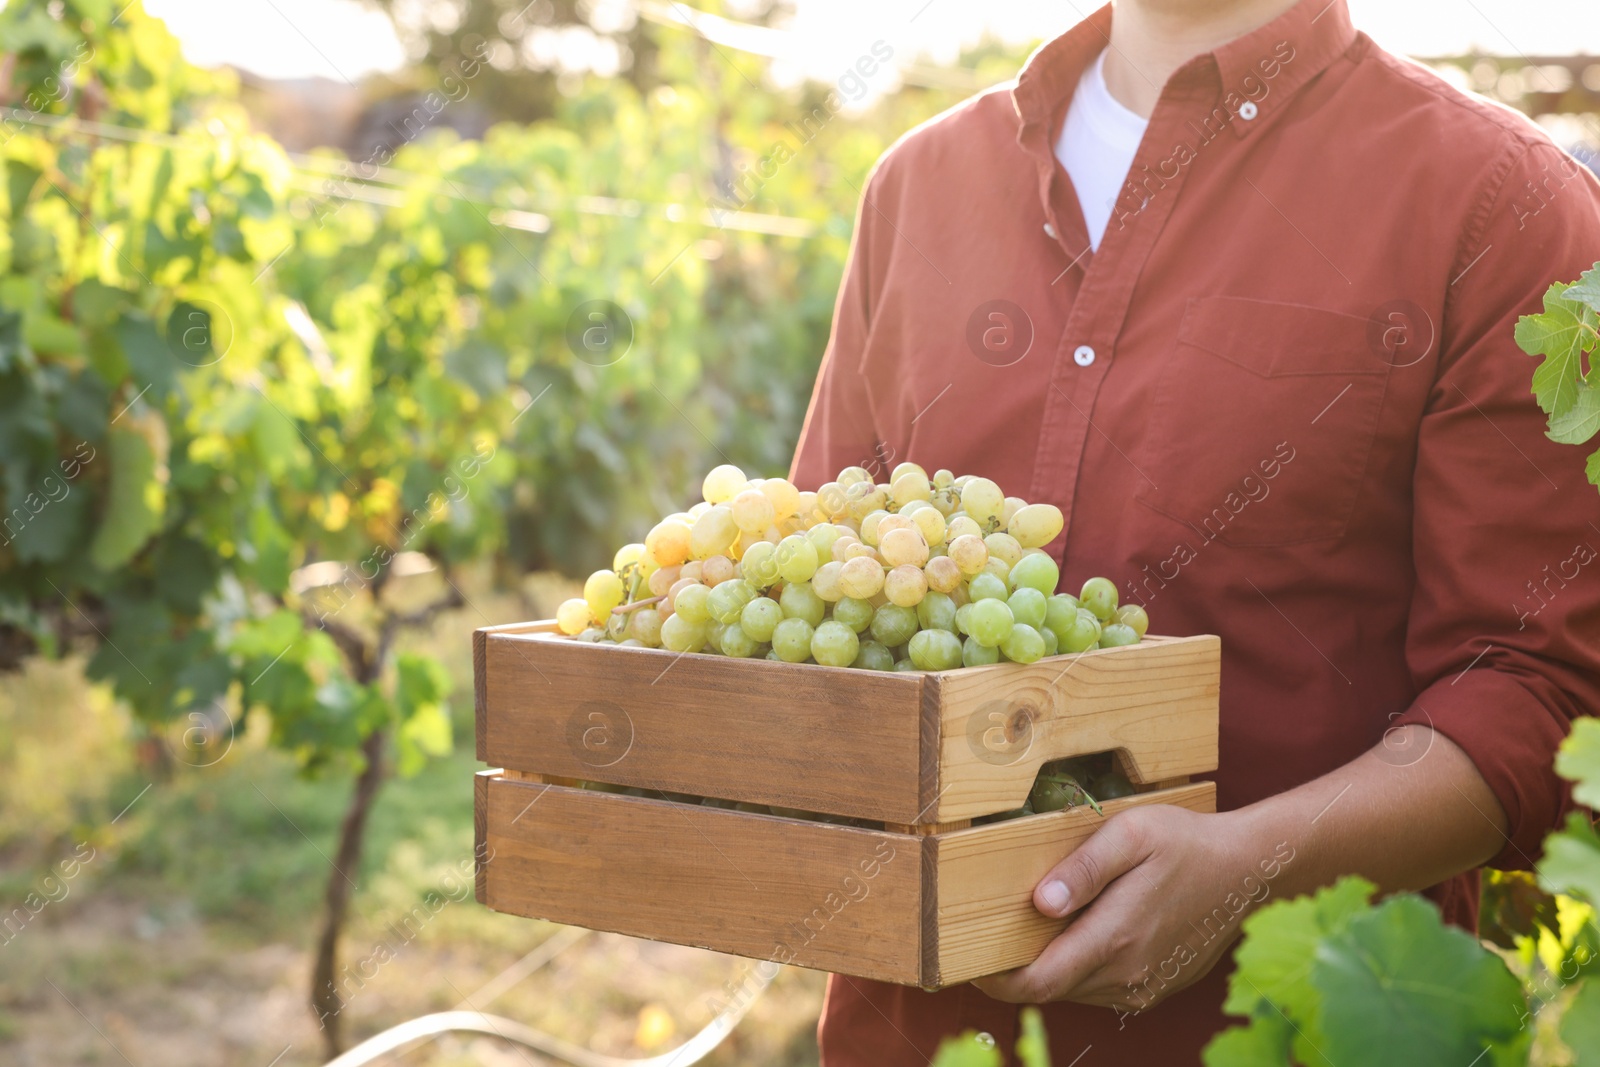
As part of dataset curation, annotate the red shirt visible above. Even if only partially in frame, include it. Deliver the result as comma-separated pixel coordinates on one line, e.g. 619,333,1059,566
790,0,1600,1062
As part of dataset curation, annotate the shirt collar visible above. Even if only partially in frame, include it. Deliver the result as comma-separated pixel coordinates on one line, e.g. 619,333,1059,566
1011,0,1359,142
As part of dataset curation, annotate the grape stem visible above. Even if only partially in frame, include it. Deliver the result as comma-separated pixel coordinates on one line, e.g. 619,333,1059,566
611,596,664,615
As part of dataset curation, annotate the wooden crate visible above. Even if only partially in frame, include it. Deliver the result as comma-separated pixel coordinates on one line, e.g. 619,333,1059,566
474,621,1221,987
476,622,1219,824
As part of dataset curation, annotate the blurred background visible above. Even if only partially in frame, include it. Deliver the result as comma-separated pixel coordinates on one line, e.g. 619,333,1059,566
1,1,1597,1065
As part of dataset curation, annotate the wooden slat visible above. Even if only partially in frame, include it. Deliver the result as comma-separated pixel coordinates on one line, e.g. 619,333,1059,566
929,636,1220,822
474,769,496,904
480,776,926,984
929,781,1217,985
480,632,929,823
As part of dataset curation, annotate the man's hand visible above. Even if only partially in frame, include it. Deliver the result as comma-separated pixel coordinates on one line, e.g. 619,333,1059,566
972,726,1508,1012
972,804,1273,1011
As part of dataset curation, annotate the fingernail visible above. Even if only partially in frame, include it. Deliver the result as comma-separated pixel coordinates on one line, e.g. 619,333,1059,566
1040,880,1070,915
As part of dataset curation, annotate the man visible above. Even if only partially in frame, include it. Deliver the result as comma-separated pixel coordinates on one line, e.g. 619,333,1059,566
789,0,1600,1061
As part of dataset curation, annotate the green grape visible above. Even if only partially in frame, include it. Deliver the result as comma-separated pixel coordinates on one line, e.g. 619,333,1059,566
963,635,1001,667
1115,603,1150,637
932,468,955,489
1007,587,1047,630
577,627,606,643
584,569,626,619
771,618,815,662
702,464,748,504
1060,609,1103,653
1040,625,1058,657
832,596,875,633
1043,595,1079,643
807,523,843,558
707,621,727,650
660,614,708,653
954,601,975,635
720,623,759,658
1007,503,1065,549
981,557,1013,585
1001,623,1046,664
1079,576,1119,621
917,590,958,633
629,608,664,647
674,583,712,624
984,532,1024,569
740,597,784,643
741,541,780,587
690,505,739,559
604,611,629,642
557,597,594,635
968,572,1009,602
779,581,827,627
852,640,895,671
891,461,928,482
708,579,758,624
892,658,921,672
777,534,820,583
1009,553,1060,596
811,620,861,667
859,509,890,546
968,598,1015,647
909,628,964,670
1098,622,1140,648
731,488,777,534
960,477,1004,527
1092,772,1137,799
1030,775,1086,813
870,604,920,647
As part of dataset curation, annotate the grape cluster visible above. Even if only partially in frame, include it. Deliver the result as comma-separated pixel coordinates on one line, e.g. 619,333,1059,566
555,462,1149,670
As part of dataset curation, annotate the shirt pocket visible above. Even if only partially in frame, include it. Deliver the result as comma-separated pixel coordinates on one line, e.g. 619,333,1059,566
1134,296,1393,546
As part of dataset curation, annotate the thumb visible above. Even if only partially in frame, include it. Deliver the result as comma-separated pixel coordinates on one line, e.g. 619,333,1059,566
1034,814,1152,918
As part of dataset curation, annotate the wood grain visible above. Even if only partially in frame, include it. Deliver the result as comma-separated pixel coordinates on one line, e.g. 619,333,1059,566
929,636,1220,822
479,630,930,822
480,776,927,984
929,781,1217,985
474,768,496,905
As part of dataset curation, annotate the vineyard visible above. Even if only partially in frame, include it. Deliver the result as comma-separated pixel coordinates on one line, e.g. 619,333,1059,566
3,1,1599,1065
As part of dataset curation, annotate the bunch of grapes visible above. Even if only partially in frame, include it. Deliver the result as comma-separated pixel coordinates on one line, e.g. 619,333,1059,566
555,462,1150,671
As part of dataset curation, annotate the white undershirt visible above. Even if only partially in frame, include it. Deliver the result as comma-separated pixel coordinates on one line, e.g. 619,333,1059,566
1054,51,1149,251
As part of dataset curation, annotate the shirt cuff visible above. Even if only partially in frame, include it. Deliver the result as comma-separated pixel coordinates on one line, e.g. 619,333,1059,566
1394,669,1575,872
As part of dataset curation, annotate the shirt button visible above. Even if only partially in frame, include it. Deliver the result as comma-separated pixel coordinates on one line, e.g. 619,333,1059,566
1074,344,1096,367
1043,222,1058,239
1239,100,1259,121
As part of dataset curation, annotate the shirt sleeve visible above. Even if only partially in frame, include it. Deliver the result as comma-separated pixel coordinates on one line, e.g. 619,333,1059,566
789,165,889,490
1393,137,1600,871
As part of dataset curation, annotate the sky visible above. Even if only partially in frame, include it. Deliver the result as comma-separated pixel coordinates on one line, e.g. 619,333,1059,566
141,0,1600,84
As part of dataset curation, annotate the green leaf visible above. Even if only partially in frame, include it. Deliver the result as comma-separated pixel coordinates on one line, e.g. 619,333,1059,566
0,309,26,373
394,652,453,777
1516,282,1596,418
1562,980,1600,1064
7,478,88,563
1560,262,1600,312
1549,382,1600,446
1587,448,1600,489
1203,1009,1293,1067
1540,814,1600,905
88,417,168,570
929,1032,1002,1067
1311,895,1528,1067
114,311,177,400
1557,718,1600,807
1016,1007,1051,1067
1223,877,1374,1065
